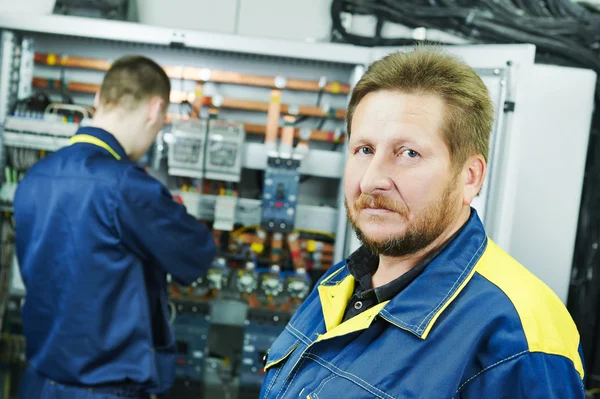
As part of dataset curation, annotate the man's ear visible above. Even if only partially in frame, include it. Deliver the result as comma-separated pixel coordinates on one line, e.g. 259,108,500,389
462,154,486,205
94,92,100,108
147,96,166,125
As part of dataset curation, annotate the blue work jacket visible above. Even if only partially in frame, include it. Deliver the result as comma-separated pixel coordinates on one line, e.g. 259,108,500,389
260,211,585,399
14,127,216,396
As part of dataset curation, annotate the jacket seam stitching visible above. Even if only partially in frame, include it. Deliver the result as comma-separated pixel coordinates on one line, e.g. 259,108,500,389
278,353,309,399
379,309,420,330
267,339,300,368
455,350,529,394
313,374,338,397
286,324,312,345
416,237,487,332
305,353,394,399
265,339,301,399
320,266,347,286
263,359,285,399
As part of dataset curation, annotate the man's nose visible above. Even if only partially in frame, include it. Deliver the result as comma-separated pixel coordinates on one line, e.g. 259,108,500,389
359,155,394,194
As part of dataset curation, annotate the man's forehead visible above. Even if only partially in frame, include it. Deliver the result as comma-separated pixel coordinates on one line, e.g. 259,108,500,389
349,125,437,149
352,91,444,127
351,111,444,146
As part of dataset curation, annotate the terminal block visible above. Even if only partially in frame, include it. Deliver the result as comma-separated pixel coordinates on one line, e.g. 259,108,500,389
3,115,83,152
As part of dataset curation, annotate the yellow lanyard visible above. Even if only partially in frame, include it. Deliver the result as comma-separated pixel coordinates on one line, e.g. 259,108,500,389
69,134,122,160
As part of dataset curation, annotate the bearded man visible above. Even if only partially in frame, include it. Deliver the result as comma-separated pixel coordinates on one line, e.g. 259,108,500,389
259,47,585,399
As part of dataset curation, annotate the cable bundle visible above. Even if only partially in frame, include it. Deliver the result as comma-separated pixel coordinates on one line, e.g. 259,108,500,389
331,0,600,75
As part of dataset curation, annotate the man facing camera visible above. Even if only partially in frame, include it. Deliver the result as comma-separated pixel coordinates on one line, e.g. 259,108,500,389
260,47,585,398
15,55,216,399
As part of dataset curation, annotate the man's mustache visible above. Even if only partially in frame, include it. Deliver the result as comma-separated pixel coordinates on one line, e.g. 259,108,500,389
353,194,408,217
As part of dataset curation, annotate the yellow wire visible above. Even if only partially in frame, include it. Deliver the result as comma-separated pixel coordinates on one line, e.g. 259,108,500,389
588,388,600,394
230,225,258,237
296,229,335,240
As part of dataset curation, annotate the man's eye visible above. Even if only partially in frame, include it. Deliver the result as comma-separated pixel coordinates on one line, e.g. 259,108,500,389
358,147,373,155
402,149,419,158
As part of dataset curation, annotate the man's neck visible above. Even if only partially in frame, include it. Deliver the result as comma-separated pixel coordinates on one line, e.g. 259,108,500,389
90,111,135,158
372,207,471,288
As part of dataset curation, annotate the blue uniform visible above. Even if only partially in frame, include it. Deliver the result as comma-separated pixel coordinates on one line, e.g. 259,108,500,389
260,211,585,399
14,127,216,398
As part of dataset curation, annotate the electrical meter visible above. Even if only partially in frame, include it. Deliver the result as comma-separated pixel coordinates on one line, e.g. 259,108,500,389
167,118,208,178
205,120,245,182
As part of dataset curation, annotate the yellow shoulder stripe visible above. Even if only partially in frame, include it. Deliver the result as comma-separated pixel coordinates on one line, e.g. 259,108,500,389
477,239,584,379
69,134,121,160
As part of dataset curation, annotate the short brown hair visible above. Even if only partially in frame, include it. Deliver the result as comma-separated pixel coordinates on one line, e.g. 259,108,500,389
99,55,170,110
347,46,494,168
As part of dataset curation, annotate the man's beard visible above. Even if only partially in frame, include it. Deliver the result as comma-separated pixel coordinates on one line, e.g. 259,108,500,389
345,181,458,257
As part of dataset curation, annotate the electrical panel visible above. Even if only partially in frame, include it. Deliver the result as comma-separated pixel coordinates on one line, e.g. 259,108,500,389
167,119,208,179
239,309,291,399
170,300,210,399
205,120,245,182
0,22,349,399
260,157,301,233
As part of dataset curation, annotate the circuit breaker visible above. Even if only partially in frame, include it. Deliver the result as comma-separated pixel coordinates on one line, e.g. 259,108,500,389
205,120,245,182
260,157,300,233
167,119,208,178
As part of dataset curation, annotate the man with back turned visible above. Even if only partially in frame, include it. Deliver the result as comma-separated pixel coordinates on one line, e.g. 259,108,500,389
15,55,216,398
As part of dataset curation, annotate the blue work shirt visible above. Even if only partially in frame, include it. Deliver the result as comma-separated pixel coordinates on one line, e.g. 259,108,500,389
14,127,216,395
260,210,585,398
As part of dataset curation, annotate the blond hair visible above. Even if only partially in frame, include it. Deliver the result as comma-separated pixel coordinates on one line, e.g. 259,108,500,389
347,46,494,168
99,55,170,111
